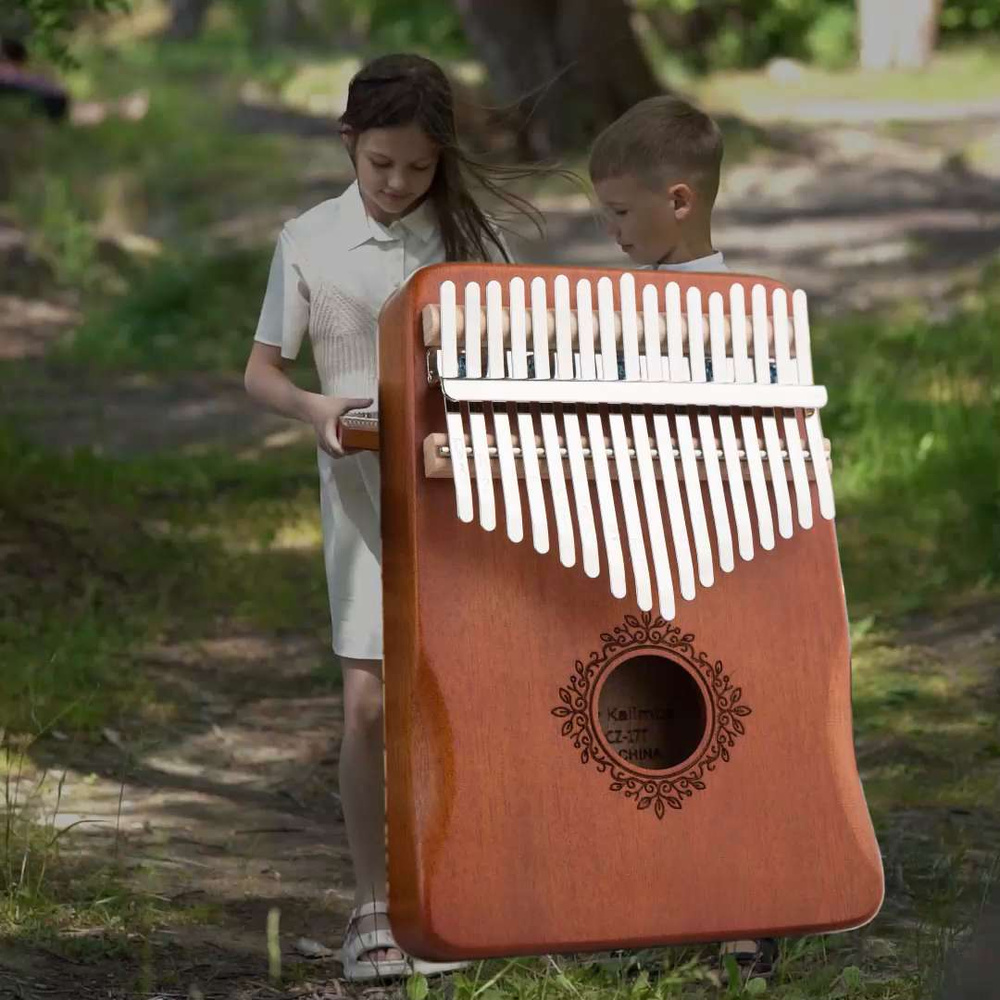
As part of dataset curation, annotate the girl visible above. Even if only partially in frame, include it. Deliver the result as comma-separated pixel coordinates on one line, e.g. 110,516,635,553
244,53,549,983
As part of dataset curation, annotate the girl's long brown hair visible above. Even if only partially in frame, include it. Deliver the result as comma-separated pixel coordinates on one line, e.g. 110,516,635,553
340,53,571,263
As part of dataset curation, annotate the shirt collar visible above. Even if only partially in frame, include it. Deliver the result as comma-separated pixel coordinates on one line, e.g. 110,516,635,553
341,181,437,250
391,197,436,244
340,181,389,250
649,251,727,272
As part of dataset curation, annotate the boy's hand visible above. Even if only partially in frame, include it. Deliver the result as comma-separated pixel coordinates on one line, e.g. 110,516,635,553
309,396,373,458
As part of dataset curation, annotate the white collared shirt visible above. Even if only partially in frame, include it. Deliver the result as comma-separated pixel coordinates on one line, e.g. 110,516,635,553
647,251,728,273
254,182,513,659
254,181,446,400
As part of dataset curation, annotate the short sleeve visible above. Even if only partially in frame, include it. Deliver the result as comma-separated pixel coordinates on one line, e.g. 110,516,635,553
254,227,310,360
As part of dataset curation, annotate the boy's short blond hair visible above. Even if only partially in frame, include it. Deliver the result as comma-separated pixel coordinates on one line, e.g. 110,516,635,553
589,95,724,206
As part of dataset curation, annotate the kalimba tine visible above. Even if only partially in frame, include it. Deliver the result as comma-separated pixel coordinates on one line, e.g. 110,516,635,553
361,263,883,961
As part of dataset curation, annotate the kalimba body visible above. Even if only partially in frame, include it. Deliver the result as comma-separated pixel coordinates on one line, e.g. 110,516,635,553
368,263,883,961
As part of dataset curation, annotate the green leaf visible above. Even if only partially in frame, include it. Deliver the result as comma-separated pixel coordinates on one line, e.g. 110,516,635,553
631,969,651,997
724,956,741,998
746,977,767,995
842,965,863,991
407,973,430,1000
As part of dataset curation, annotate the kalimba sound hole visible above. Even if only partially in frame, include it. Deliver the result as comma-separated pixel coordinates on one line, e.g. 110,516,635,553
596,654,708,771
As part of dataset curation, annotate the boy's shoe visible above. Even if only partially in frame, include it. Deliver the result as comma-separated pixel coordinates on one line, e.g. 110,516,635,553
718,938,779,985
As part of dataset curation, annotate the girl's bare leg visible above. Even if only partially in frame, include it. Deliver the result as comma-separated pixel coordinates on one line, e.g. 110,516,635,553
339,656,402,963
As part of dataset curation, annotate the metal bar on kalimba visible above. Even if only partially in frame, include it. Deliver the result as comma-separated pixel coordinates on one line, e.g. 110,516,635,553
687,286,734,574
773,288,814,530
554,275,599,578
439,280,474,522
731,282,775,551
793,289,836,520
577,278,626,600
709,290,754,563
753,283,794,539
486,280,523,543
510,277,549,554
532,277,576,568
622,274,675,620
667,281,714,588
464,282,496,532
644,283,695,602
599,276,652,610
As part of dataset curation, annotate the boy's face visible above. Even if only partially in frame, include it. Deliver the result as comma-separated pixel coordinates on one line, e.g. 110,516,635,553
593,172,691,266
346,124,440,224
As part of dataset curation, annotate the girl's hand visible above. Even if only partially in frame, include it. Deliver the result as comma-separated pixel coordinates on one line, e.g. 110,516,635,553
309,395,373,458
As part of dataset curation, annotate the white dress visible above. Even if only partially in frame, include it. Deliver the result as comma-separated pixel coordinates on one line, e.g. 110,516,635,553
254,182,448,659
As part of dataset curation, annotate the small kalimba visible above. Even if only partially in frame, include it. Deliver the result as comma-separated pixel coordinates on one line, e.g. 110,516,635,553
352,264,883,961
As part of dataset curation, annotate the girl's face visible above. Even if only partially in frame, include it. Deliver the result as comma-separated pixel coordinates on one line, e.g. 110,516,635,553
346,124,440,224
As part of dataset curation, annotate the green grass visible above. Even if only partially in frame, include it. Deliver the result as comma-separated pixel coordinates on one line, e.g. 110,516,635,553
0,422,327,735
1,728,225,979
393,911,968,1000
1,778,220,948
57,244,275,371
0,29,313,304
0,418,329,971
5,89,299,243
818,261,1000,619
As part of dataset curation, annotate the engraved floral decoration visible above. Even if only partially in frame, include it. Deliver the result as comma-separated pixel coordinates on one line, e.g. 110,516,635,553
551,612,751,819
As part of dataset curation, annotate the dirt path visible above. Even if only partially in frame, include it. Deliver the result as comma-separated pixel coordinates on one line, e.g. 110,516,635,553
3,627,352,999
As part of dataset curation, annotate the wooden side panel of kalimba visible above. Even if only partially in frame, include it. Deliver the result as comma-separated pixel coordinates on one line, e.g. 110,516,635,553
378,264,883,961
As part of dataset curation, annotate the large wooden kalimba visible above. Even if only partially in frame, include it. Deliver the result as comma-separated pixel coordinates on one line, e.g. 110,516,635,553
343,264,883,961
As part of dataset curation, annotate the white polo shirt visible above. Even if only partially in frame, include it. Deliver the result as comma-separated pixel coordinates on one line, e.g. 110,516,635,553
254,181,506,660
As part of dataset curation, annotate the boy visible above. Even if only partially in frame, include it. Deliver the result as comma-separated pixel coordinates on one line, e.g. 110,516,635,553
589,95,728,273
588,95,779,984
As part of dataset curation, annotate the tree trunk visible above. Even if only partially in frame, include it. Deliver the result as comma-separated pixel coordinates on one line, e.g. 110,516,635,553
164,0,214,41
857,0,942,71
258,0,309,46
643,4,718,73
454,0,663,157
894,0,942,69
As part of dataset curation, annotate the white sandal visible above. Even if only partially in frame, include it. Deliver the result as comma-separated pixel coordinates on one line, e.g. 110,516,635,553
341,900,412,982
340,900,471,982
